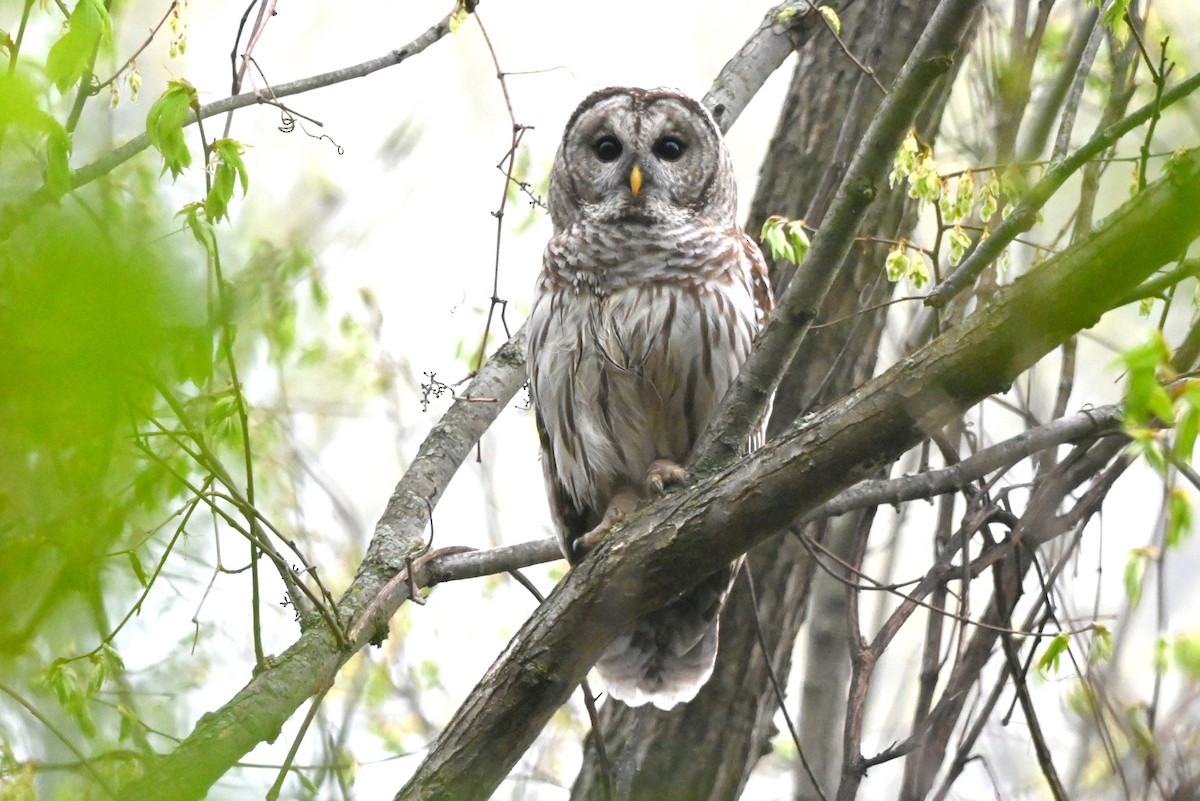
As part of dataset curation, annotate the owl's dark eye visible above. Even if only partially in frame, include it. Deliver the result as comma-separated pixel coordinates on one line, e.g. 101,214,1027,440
593,136,623,162
652,136,686,161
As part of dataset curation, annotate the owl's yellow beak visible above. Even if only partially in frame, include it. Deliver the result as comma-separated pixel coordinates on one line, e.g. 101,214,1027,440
629,164,643,198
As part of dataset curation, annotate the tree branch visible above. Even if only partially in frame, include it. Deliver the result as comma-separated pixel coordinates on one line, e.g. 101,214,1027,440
0,8,467,240
703,0,849,133
391,148,1200,801
690,0,981,474
802,403,1123,522
925,68,1200,308
116,329,527,801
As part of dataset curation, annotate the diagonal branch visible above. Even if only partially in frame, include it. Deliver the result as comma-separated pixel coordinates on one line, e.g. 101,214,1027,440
390,147,1200,801
926,68,1200,308
690,0,981,475
116,329,528,801
703,0,853,133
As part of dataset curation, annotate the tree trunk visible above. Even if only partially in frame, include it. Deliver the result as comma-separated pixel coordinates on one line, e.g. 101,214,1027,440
570,3,976,799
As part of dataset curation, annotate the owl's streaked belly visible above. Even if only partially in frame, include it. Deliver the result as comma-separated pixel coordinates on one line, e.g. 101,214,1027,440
528,278,756,518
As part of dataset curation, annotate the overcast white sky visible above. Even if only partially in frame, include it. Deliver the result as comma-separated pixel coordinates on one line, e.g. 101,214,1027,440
35,0,1200,797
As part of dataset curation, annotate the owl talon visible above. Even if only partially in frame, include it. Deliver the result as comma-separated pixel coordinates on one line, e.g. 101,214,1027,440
646,459,688,494
572,488,639,559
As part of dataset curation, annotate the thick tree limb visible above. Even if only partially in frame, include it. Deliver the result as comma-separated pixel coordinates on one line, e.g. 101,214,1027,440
116,330,527,801
690,0,981,474
391,148,1200,801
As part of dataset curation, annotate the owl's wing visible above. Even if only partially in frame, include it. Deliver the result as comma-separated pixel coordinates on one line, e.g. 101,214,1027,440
742,231,775,452
743,231,775,326
533,407,592,562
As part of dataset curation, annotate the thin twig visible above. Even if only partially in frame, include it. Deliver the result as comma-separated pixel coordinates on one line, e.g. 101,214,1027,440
0,682,120,799
0,8,470,240
745,563,829,801
94,0,179,91
805,0,887,93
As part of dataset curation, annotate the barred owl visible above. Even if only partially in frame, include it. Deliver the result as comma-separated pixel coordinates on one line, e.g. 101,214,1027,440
527,87,773,709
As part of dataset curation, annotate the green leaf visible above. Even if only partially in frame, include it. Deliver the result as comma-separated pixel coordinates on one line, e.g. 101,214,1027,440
1123,427,1167,474
146,79,198,178
128,550,149,587
1038,632,1070,674
1090,623,1113,665
102,642,125,673
1174,382,1200,461
45,0,112,93
1119,334,1174,427
1174,632,1200,680
952,170,975,221
1167,487,1192,548
86,655,107,697
817,5,841,35
449,0,470,32
948,225,971,266
44,125,74,197
885,245,909,282
908,152,941,204
1102,0,1132,28
908,251,930,288
980,171,1000,220
1124,546,1155,605
889,131,919,188
180,201,217,264
205,138,250,223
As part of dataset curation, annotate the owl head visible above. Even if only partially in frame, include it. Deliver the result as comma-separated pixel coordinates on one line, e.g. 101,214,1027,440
549,87,738,231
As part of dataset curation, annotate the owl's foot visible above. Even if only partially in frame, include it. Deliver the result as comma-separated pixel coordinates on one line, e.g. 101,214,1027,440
646,459,688,493
573,488,640,559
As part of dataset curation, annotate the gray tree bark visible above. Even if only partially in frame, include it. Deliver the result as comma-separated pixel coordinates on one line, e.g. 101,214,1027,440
569,3,975,799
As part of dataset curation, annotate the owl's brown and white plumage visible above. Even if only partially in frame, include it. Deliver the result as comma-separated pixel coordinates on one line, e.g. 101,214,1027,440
527,87,773,709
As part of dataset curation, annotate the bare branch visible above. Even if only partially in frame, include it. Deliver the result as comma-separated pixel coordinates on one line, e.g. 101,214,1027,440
703,1,837,133
116,329,527,801
0,8,468,240
690,0,981,474
393,147,1200,801
803,404,1124,522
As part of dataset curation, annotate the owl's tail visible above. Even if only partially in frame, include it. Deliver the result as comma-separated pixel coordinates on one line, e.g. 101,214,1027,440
595,564,737,710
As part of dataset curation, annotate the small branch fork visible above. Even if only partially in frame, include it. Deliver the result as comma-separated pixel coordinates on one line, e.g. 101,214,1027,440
469,12,522,389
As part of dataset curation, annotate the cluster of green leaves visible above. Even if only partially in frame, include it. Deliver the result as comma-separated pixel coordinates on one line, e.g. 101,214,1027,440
886,130,1041,286
760,215,811,266
145,79,197,178
1118,334,1199,613
1120,333,1200,485
1038,624,1114,675
45,0,112,93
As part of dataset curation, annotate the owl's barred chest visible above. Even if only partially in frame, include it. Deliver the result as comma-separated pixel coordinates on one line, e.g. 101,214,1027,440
528,257,759,514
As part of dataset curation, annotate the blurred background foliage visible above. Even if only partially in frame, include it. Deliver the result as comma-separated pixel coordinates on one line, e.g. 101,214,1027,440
2,0,1199,799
